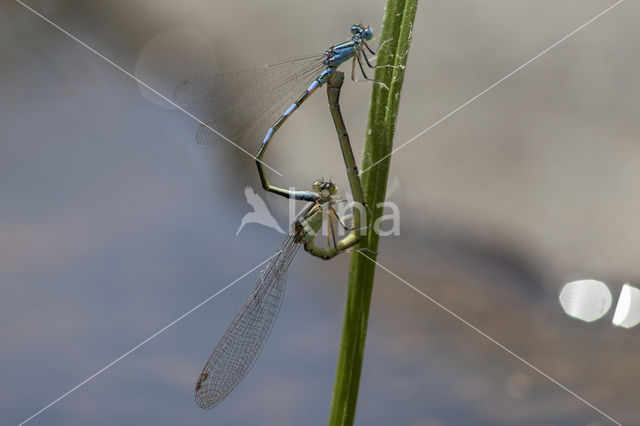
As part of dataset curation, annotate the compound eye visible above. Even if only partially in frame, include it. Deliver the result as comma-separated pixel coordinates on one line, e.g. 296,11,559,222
351,25,360,36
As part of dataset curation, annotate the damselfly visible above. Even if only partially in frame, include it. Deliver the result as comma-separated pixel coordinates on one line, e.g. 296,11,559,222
173,25,379,177
194,71,366,409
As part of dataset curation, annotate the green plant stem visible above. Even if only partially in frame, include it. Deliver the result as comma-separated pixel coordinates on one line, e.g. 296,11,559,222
328,1,418,425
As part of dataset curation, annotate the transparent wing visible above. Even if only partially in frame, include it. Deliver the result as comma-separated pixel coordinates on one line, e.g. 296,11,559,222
195,233,301,409
174,54,326,149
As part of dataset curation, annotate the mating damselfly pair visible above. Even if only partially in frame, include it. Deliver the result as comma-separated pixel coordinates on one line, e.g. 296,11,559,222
174,24,380,410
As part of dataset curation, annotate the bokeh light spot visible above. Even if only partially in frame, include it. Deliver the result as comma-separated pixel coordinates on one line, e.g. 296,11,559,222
559,279,612,322
612,284,640,328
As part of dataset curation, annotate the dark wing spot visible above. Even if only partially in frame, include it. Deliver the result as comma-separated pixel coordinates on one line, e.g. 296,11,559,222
195,372,208,392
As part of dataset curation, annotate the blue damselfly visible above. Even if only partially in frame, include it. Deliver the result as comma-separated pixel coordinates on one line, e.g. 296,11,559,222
173,24,378,178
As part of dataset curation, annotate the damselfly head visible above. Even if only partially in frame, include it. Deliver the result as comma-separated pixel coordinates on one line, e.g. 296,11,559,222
312,180,337,199
351,24,373,41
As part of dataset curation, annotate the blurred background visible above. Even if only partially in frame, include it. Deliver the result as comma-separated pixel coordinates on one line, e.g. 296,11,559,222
2,0,639,425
